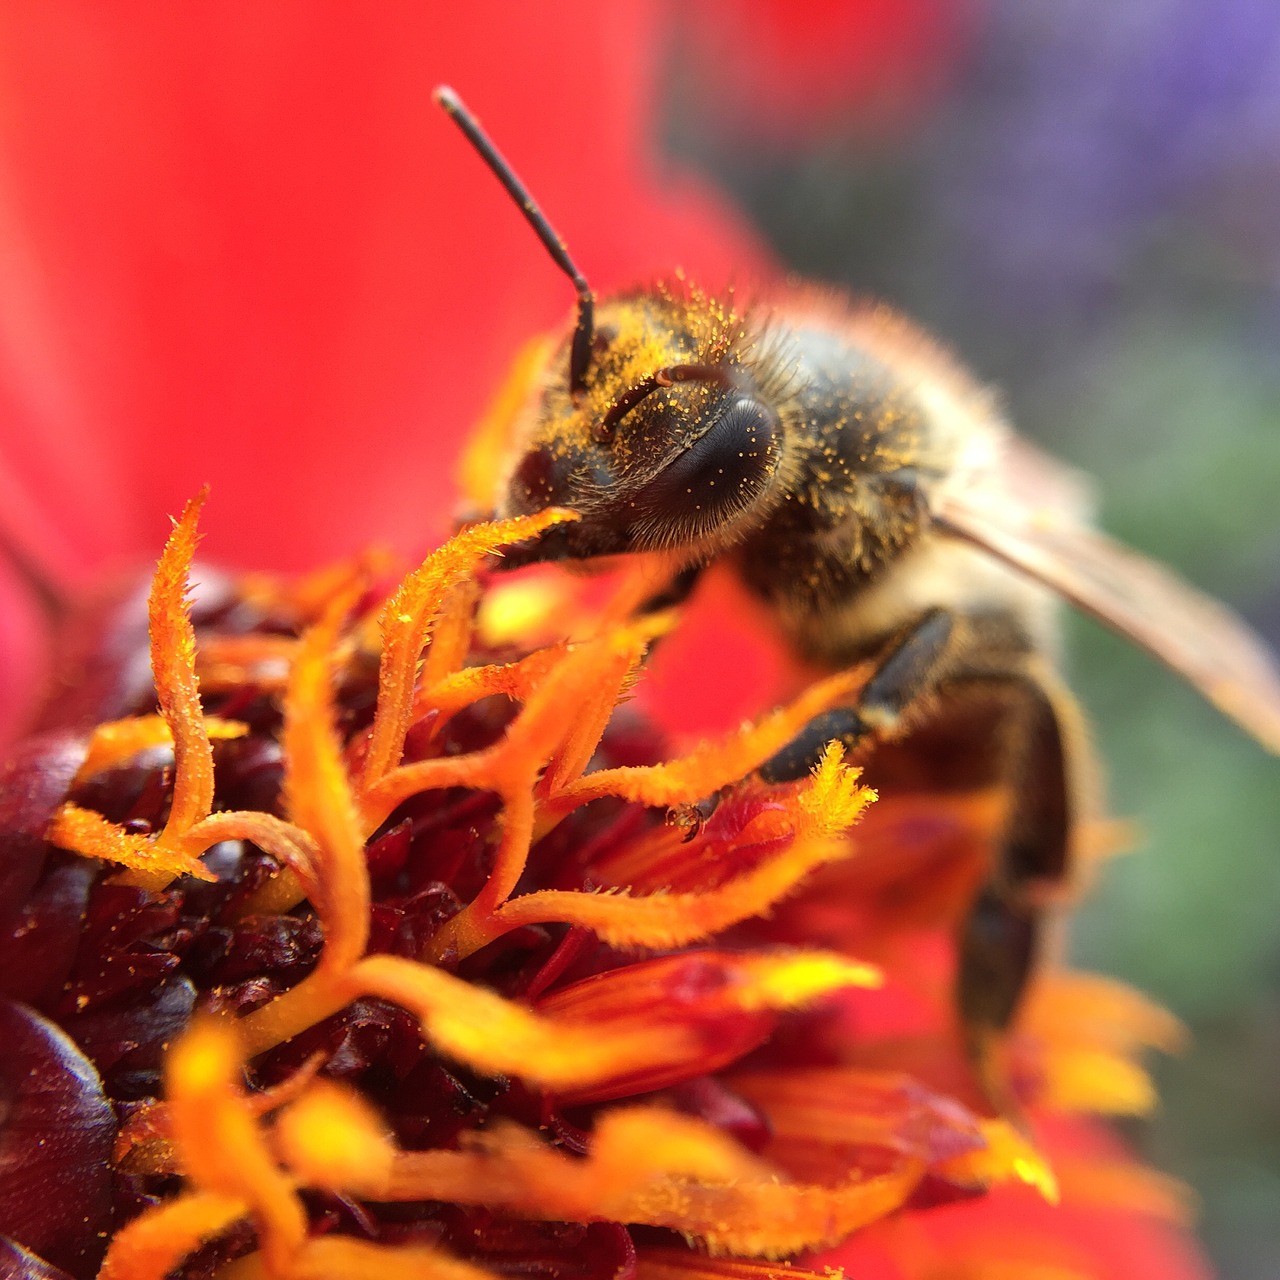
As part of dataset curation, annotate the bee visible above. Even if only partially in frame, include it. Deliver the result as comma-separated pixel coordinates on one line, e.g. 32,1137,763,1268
435,87,1280,1096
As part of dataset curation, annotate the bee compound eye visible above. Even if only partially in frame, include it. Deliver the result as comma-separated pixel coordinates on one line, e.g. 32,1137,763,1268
630,397,782,532
507,442,613,515
509,445,569,510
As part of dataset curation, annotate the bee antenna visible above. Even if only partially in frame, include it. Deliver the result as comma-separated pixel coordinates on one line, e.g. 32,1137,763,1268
434,85,596,395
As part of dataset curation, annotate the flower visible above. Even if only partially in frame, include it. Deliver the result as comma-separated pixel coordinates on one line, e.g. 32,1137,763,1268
0,7,1218,1279
0,489,1210,1278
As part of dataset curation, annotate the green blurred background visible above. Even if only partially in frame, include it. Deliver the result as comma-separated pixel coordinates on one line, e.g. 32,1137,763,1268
664,4,1280,1276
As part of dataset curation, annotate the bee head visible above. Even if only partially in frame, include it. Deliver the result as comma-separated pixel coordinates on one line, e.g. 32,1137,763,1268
433,88,787,567
495,291,788,566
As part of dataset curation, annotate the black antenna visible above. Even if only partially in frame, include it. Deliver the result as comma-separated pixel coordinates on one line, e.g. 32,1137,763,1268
434,85,595,396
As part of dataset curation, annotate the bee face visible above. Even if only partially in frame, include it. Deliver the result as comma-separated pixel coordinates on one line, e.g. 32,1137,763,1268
496,293,789,564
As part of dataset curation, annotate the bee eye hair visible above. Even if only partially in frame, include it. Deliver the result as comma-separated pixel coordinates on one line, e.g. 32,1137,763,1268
629,396,782,533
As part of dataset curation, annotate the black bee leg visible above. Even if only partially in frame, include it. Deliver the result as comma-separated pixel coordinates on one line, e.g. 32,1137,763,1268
951,670,1074,1064
760,607,956,784
754,603,1082,1114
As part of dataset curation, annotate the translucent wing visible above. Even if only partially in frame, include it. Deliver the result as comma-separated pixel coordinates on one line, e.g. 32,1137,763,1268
935,442,1280,753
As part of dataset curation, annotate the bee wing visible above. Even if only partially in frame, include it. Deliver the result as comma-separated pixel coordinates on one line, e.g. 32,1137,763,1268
935,470,1280,754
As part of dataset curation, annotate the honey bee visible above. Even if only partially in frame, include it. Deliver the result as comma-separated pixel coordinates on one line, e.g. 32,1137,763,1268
435,87,1280,1092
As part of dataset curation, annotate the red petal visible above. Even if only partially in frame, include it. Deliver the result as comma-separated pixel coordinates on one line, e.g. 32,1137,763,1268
0,563,49,748
676,0,980,142
811,1115,1214,1280
0,5,773,752
535,951,793,1104
0,4,768,587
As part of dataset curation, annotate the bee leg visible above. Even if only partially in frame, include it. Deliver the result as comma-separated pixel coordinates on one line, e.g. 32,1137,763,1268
753,607,1079,1114
759,607,956,784
941,665,1076,1113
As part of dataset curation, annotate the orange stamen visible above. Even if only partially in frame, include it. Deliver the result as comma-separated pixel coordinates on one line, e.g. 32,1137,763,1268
350,953,693,1091
635,1249,843,1280
275,1081,396,1192
235,597,373,1057
166,1019,306,1273
537,667,867,825
534,951,881,1103
283,1238,505,1280
419,576,482,689
359,509,576,794
540,615,666,794
729,1067,987,1168
380,1107,768,1215
490,832,864,947
410,645,567,727
279,593,370,972
196,634,299,693
75,714,247,782
152,489,216,844
491,745,873,948
47,802,215,882
1021,971,1187,1116
97,1191,248,1280
619,1160,923,1256
938,1119,1060,1202
45,491,230,889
